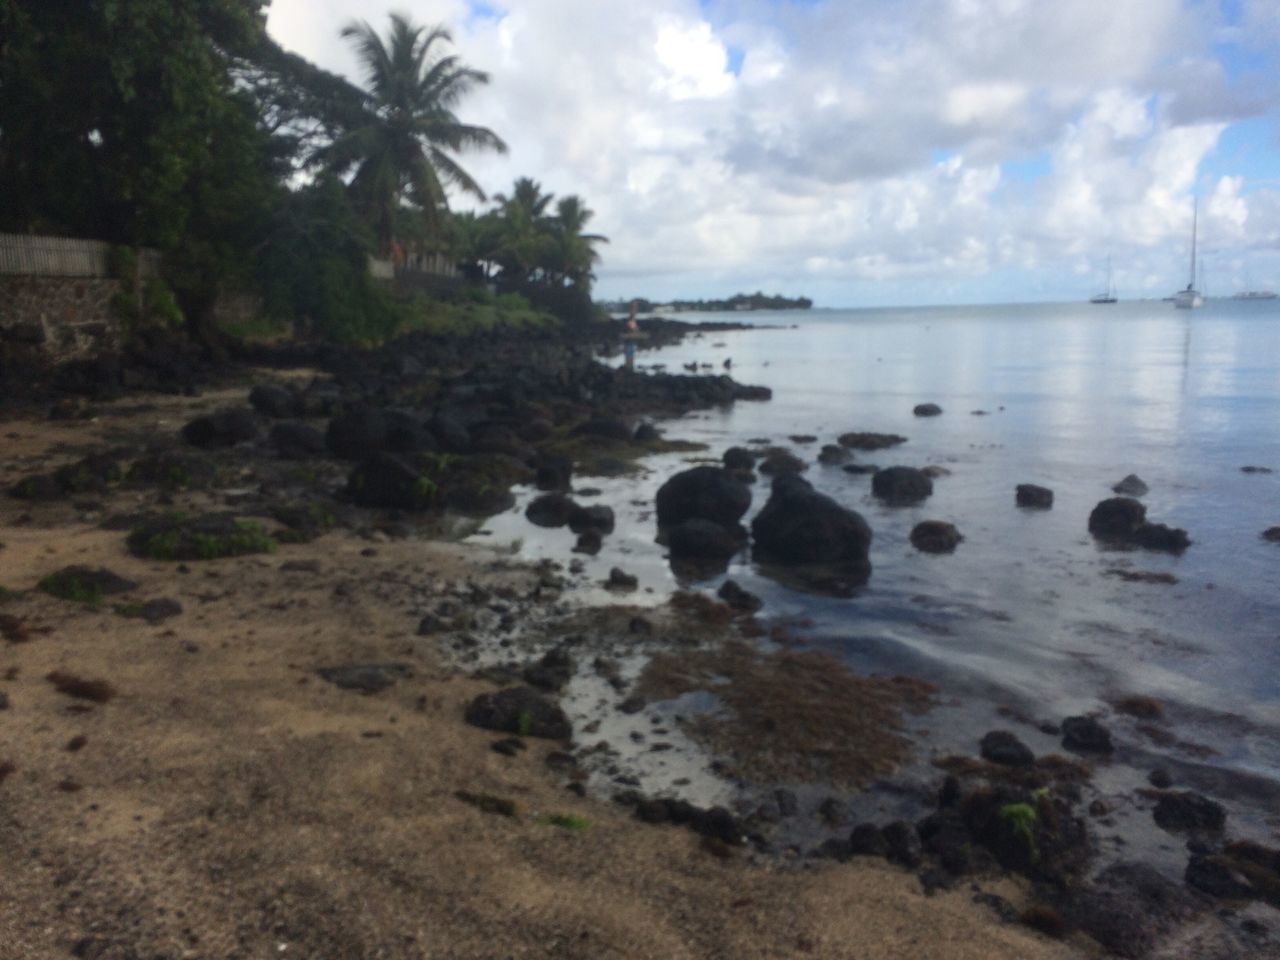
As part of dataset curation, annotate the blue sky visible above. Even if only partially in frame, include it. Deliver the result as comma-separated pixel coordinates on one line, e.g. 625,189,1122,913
269,0,1280,306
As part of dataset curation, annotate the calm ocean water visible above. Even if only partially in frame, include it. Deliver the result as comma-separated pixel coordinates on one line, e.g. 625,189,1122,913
476,298,1280,841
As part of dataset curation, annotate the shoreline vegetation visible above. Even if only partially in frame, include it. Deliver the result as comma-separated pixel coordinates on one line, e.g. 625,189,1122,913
603,292,815,314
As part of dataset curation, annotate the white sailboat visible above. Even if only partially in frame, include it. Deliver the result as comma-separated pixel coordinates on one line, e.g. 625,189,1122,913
1174,199,1203,309
1090,257,1117,304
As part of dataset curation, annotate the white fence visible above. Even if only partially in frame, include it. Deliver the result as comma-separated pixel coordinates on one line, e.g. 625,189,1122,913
0,233,161,278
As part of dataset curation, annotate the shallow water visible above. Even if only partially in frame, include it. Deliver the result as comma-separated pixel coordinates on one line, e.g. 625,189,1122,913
473,299,1280,845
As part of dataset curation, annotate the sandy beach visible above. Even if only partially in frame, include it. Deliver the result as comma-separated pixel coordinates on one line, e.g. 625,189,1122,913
0,382,1097,960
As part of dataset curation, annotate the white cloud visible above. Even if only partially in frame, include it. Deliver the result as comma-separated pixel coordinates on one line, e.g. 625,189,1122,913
266,0,1280,303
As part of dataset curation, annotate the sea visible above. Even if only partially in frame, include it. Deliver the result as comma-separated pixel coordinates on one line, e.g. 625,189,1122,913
472,298,1280,857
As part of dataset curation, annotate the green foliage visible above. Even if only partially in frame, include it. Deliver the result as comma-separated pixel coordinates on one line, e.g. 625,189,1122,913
253,177,404,343
515,709,533,737
107,246,139,282
999,803,1040,865
542,813,591,832
127,517,276,561
38,571,103,605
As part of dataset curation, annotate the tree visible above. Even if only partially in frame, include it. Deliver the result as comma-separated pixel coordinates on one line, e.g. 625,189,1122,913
316,14,506,251
492,177,556,284
550,195,608,289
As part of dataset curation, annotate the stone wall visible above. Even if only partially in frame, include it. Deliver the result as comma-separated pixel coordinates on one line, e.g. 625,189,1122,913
0,276,124,364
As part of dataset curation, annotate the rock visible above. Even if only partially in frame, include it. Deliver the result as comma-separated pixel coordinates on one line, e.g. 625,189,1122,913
427,412,471,453
1061,715,1113,754
980,730,1035,767
811,838,853,862
722,447,756,471
606,568,638,591
125,452,218,491
757,449,807,476
910,521,962,553
717,579,762,614
534,454,573,492
568,504,615,535
382,410,437,453
248,383,299,419
573,530,602,555
52,453,123,494
1263,527,1280,543
818,797,851,825
464,686,571,739
525,493,577,528
817,444,851,465
181,408,258,448
1148,768,1173,789
1088,497,1146,538
632,797,743,845
1185,855,1255,899
8,473,63,500
1241,465,1274,474
849,823,890,857
1132,523,1190,553
270,422,327,459
841,464,878,475
317,663,412,693
633,423,660,442
871,466,933,505
1064,862,1203,958
917,809,974,875
750,474,873,580
571,417,632,443
523,648,575,692
38,566,138,602
655,466,752,528
1152,791,1226,833
115,598,182,624
126,514,275,561
1016,484,1054,509
837,432,907,451
347,453,435,511
1088,497,1190,553
666,519,743,563
913,403,943,417
882,820,924,867
327,409,389,460
1112,474,1149,497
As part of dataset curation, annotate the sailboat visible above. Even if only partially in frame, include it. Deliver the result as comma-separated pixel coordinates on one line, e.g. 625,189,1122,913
1090,257,1117,303
1174,199,1203,309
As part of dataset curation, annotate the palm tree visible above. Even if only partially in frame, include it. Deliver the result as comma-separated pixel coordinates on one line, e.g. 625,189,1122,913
552,195,608,288
492,177,556,284
316,14,506,251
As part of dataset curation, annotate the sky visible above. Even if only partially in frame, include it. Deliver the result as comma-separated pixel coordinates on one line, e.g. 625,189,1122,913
266,0,1280,307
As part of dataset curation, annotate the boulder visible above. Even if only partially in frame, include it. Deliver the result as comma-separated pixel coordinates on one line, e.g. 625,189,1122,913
270,422,327,459
1016,484,1054,509
1185,855,1256,900
871,466,933,505
317,663,411,694
1263,527,1280,543
347,453,435,511
248,383,300,419
427,412,471,453
182,408,258,448
1061,715,1113,754
913,403,943,417
464,686,571,739
525,493,577,528
666,519,743,562
722,447,756,471
1063,862,1203,958
533,454,573,492
837,432,907,451
980,730,1035,767
327,409,388,460
757,449,807,476
383,410,437,454
817,444,851,465
1088,497,1146,538
717,579,762,614
572,530,602,555
910,521,962,553
1112,474,1149,497
1132,523,1190,553
655,466,751,528
750,475,872,581
1152,791,1225,833
633,422,660,442
568,504,615,535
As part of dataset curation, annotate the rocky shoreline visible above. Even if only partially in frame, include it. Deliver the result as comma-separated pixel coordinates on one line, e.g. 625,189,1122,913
1,322,1277,958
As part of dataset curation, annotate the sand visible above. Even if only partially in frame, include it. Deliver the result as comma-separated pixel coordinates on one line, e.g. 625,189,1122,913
0,395,1093,960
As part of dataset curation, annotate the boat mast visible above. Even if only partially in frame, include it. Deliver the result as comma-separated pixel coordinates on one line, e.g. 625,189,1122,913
1188,197,1197,290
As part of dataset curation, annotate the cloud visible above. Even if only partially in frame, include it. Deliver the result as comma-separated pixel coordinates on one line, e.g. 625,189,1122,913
266,0,1280,303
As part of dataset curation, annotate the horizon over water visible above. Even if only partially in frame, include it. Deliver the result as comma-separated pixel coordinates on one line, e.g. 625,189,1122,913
477,296,1280,859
